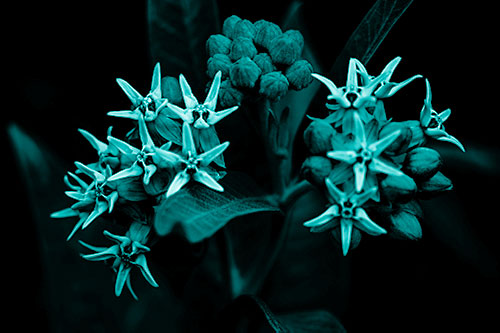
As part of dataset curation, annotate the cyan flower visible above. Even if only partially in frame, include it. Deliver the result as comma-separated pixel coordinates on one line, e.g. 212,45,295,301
107,115,174,186
311,58,389,128
78,127,120,171
161,122,229,198
79,223,158,300
419,79,465,152
167,71,239,129
303,178,386,255
327,112,404,192
355,56,422,98
51,163,119,239
108,63,168,122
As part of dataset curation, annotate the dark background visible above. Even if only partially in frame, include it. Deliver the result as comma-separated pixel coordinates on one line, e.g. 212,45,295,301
4,0,499,331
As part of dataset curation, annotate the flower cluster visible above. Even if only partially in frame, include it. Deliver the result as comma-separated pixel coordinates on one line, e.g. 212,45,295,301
51,63,238,298
301,57,464,255
205,15,314,106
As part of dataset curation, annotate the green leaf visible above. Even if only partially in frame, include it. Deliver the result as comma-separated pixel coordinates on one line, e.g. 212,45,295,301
154,172,280,242
154,113,182,145
147,0,220,93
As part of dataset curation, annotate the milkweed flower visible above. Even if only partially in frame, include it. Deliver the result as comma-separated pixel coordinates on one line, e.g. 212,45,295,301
108,62,168,122
419,79,465,152
303,178,386,256
79,222,158,300
78,127,120,171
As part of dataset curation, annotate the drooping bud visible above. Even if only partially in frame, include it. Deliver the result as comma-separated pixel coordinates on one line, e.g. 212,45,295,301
229,56,262,88
380,173,417,202
232,19,256,40
222,15,242,39
389,207,422,240
207,54,232,79
285,59,313,90
403,147,442,180
403,120,426,149
218,79,244,107
303,119,335,154
378,121,411,155
417,171,453,197
229,37,257,61
253,53,275,75
253,19,283,49
206,34,232,57
268,34,302,65
300,155,333,186
161,76,183,105
259,71,289,102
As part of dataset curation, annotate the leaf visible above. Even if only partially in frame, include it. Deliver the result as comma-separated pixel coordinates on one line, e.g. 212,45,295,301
147,0,220,94
154,172,281,242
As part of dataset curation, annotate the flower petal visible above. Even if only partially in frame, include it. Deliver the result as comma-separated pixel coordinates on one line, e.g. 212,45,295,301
181,122,197,156
107,136,140,155
75,161,106,182
150,62,162,99
204,71,221,111
143,164,157,185
116,78,143,107
108,163,143,182
325,178,347,204
103,230,130,244
115,264,132,297
153,148,184,167
193,117,210,129
340,218,353,256
81,244,120,261
353,162,367,192
420,79,433,127
107,110,141,120
436,134,465,152
303,204,339,228
354,208,387,235
82,200,108,229
134,254,159,288
380,56,402,82
311,73,344,99
438,108,452,122
326,150,357,164
346,58,359,90
370,157,404,176
206,106,239,125
78,129,108,154
198,141,230,167
369,129,401,155
66,213,89,241
193,169,224,192
167,103,191,123
106,191,119,213
138,115,154,148
179,74,199,109
51,207,79,219
166,171,190,198
126,274,139,301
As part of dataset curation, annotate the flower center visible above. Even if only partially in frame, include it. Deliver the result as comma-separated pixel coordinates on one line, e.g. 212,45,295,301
192,105,209,121
340,200,355,218
138,95,157,121
356,148,372,164
184,154,200,175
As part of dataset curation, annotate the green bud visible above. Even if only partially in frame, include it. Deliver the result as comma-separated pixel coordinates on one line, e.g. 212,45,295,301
300,155,333,187
229,56,261,88
303,119,335,154
218,79,244,107
404,147,442,180
206,34,232,57
417,171,453,197
404,120,426,149
259,71,289,102
268,34,301,65
389,208,422,240
253,19,282,49
253,53,275,75
232,19,256,40
380,173,417,202
207,54,232,79
222,15,242,39
229,37,257,61
379,121,411,155
285,59,313,90
284,29,304,53
161,76,183,105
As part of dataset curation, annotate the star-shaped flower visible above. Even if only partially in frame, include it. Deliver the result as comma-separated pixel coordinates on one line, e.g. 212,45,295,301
107,115,174,185
51,163,119,239
303,178,387,255
167,71,239,129
419,79,465,152
108,62,168,122
311,58,390,128
327,112,404,192
159,122,229,198
355,56,422,99
79,223,158,300
78,127,120,171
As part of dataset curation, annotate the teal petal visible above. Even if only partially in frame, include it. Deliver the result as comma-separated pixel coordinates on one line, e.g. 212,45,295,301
66,213,88,241
181,122,197,156
206,106,239,126
436,134,465,152
354,208,387,235
126,274,139,301
198,141,230,167
78,129,108,154
199,127,225,168
179,74,199,109
204,71,221,111
150,62,162,99
326,150,357,164
143,164,157,185
352,186,378,206
346,58,359,90
325,178,347,204
82,200,108,229
370,157,404,176
193,169,224,192
340,218,353,256
438,108,452,122
166,103,191,123
115,264,132,297
420,79,433,127
106,191,119,213
303,204,339,228
116,78,143,107
134,254,159,288
352,111,366,145
153,148,184,167
369,129,401,155
78,239,108,252
81,244,120,261
166,171,190,198
107,136,140,155
75,161,105,182
138,115,154,148
193,117,210,129
353,162,367,192
51,207,78,219
67,171,90,190
380,56,401,82
108,163,143,182
65,191,85,201
103,230,130,244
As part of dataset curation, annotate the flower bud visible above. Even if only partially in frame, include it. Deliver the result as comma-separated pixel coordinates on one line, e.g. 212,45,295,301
403,147,442,180
268,34,301,65
285,59,313,90
389,208,422,240
229,56,261,88
161,76,183,105
300,155,333,186
218,79,244,107
303,119,335,154
232,19,256,40
253,53,275,75
207,54,232,79
206,34,232,57
380,173,417,202
259,71,289,102
417,171,453,197
253,19,282,49
222,15,241,39
379,121,411,155
403,120,426,149
229,37,257,61
284,29,304,53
